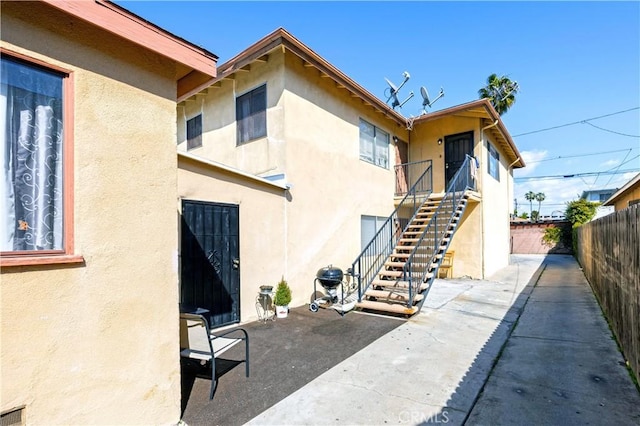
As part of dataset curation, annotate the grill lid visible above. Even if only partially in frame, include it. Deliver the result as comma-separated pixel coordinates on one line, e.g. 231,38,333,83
316,265,343,288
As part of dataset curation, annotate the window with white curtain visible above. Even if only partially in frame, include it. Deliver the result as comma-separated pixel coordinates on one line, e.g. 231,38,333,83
359,119,389,168
1,55,65,253
236,84,266,145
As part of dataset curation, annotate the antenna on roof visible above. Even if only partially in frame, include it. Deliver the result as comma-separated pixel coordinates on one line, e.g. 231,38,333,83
420,86,444,114
384,71,414,109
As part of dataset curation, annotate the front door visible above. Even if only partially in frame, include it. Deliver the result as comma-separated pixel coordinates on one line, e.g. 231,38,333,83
180,200,240,328
444,131,474,189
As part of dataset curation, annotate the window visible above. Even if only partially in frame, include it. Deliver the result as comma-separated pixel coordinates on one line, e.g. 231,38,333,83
1,52,78,265
236,84,266,144
488,142,500,181
186,114,202,150
359,119,389,168
361,215,389,251
598,193,612,202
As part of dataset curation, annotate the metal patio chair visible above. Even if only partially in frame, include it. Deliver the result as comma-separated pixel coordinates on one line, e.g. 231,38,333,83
179,313,249,400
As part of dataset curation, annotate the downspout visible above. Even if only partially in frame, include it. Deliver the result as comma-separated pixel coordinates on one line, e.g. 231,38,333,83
479,119,498,278
506,156,522,258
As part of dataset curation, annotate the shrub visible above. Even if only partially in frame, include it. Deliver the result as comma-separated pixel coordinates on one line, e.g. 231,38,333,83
273,277,292,306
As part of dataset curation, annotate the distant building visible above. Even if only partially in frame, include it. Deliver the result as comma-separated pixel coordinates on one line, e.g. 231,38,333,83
581,188,617,219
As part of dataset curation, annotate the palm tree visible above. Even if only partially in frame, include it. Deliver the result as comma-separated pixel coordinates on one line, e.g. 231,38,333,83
525,191,536,219
478,73,519,115
535,192,546,218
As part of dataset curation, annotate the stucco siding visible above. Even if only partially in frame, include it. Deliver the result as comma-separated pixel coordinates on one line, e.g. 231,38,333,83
177,158,287,323
178,51,286,177
2,8,180,425
281,54,398,306
480,137,512,277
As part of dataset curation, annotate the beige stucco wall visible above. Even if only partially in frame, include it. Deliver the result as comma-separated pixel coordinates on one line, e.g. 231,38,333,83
178,49,405,310
178,52,286,177
281,54,403,304
410,118,484,277
409,118,514,278
177,157,287,322
2,6,181,425
480,137,514,277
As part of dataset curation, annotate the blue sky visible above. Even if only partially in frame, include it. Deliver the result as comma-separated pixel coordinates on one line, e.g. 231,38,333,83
118,1,640,215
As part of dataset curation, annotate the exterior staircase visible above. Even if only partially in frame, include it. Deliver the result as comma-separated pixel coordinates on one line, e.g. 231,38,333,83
355,192,469,316
350,154,476,318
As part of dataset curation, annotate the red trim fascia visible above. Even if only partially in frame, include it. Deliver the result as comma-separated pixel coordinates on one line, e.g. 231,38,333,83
1,254,85,268
39,0,217,77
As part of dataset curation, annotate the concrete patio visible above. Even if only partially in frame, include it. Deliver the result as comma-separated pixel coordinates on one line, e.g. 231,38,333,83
181,254,640,425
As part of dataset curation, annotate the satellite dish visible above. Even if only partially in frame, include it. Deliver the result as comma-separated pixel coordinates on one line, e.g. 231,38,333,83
385,77,398,94
384,71,413,110
420,86,445,113
420,87,430,108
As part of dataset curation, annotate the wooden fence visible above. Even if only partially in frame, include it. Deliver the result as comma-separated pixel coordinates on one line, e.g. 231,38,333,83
575,205,639,383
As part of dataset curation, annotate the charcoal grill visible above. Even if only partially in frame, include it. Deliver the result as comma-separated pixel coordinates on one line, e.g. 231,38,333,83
309,265,357,315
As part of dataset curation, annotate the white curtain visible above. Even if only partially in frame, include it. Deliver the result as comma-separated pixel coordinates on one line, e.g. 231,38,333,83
1,58,63,251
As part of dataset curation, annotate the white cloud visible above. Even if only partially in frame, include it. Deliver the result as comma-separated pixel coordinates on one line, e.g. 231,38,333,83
516,150,548,176
600,159,620,167
514,178,586,216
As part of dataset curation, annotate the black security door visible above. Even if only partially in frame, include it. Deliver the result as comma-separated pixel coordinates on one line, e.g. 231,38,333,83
181,200,240,328
444,131,474,189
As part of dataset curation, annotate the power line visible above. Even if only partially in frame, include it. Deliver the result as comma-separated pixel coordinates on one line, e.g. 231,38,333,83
582,121,639,138
514,167,639,181
512,107,640,137
526,147,636,164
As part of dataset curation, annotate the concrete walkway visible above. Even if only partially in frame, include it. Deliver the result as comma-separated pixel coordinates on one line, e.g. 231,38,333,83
246,255,640,425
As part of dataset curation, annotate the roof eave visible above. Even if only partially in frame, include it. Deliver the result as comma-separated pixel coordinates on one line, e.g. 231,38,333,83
40,0,218,99
413,99,525,168
178,151,289,190
603,172,640,206
179,28,406,126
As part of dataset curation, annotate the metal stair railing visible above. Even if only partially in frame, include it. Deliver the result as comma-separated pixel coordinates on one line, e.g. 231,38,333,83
402,155,477,306
351,160,433,302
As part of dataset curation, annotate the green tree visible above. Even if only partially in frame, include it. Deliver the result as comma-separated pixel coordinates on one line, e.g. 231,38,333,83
519,212,529,219
531,210,540,222
478,73,520,115
525,191,536,219
565,198,600,253
565,199,600,228
535,192,546,218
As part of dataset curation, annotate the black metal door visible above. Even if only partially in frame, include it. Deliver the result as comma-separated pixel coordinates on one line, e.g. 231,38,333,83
444,131,474,189
181,200,240,328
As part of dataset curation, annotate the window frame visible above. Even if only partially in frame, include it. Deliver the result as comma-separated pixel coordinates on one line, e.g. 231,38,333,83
487,141,500,181
361,215,389,251
359,118,389,169
1,49,82,267
236,84,267,145
186,114,202,150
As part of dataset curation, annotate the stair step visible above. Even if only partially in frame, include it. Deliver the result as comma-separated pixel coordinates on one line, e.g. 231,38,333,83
372,278,432,290
399,238,420,244
378,270,404,278
365,289,424,303
355,300,418,316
